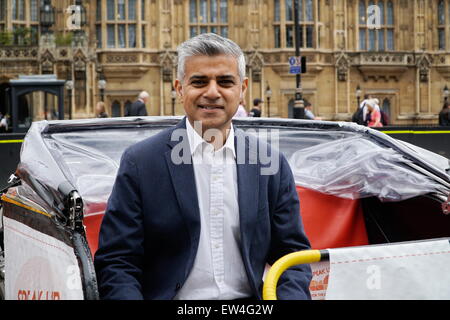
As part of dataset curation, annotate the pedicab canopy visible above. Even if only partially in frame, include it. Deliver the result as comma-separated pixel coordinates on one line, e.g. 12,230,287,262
14,117,450,217
2,116,450,300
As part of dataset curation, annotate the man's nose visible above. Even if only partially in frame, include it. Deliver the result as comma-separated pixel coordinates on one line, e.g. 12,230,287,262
203,81,221,99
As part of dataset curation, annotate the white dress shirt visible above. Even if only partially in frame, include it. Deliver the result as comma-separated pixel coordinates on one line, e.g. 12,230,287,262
174,120,253,300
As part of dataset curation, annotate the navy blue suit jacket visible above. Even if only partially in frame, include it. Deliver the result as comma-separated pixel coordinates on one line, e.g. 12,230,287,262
125,99,148,116
94,118,312,300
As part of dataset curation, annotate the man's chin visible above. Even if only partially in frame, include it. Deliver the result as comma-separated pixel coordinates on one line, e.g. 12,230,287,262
190,116,231,132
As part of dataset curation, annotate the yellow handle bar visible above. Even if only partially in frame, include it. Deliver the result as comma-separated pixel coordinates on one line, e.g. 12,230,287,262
263,249,325,300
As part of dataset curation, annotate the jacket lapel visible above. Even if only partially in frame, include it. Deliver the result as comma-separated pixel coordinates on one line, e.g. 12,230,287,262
235,129,260,257
164,118,201,261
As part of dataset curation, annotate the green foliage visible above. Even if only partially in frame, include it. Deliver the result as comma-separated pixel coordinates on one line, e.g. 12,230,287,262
55,32,73,46
0,31,13,46
13,27,32,45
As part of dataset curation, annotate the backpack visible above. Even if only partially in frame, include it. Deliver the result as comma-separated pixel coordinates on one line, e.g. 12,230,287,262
352,107,365,125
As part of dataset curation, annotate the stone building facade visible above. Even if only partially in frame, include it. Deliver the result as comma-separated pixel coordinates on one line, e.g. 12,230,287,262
1,0,450,125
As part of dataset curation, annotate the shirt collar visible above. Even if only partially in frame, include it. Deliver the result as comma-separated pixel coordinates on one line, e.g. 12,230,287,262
185,118,236,159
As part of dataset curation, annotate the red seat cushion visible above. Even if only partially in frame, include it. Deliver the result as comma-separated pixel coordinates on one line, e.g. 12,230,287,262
297,186,369,249
83,202,106,257
83,187,370,257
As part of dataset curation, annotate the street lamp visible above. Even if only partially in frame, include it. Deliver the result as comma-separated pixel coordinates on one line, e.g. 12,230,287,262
75,0,87,27
171,86,177,116
98,75,107,102
444,85,449,102
293,0,305,119
73,0,87,45
40,0,55,34
265,84,272,118
356,85,362,110
65,79,74,120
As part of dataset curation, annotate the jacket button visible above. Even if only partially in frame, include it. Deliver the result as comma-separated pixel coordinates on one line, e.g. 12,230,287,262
175,283,181,291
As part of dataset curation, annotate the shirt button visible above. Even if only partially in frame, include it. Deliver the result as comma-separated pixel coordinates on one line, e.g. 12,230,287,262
214,243,220,249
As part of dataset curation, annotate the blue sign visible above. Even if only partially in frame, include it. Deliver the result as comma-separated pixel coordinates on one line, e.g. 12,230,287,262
289,56,302,74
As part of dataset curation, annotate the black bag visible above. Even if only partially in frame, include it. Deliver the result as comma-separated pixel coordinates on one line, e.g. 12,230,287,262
352,107,365,125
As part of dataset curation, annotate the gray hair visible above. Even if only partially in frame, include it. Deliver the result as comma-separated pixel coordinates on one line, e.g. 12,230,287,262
176,33,246,83
138,91,150,100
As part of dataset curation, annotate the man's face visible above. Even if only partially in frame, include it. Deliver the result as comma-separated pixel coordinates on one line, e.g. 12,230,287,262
175,54,248,134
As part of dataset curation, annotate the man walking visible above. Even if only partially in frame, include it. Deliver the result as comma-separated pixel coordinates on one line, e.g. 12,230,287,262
125,91,149,116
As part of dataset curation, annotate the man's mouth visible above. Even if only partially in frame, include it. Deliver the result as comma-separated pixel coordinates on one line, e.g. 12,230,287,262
198,105,224,110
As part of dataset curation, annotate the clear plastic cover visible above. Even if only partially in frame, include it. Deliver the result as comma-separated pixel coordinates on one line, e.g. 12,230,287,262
12,118,450,215
289,136,445,201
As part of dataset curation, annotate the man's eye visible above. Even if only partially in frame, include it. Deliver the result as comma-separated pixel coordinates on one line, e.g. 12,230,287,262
219,80,235,86
191,80,206,86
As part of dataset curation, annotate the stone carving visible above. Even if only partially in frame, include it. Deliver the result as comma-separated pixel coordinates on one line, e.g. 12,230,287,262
159,51,176,82
247,51,265,82
416,54,431,83
335,53,350,82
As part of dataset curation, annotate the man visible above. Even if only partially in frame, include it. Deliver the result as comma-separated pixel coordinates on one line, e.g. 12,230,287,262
125,91,149,116
94,33,312,300
304,102,322,120
95,101,108,118
249,98,262,117
352,94,370,125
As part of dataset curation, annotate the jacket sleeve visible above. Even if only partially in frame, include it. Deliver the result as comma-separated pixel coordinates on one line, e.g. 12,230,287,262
94,149,145,300
267,154,313,300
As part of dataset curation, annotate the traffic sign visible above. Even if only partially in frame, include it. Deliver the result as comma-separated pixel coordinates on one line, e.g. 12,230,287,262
289,56,302,74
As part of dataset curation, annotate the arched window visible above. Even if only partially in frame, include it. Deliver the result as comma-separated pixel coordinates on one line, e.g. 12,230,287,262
125,100,132,116
359,0,395,51
189,0,228,38
382,98,391,121
111,100,121,117
273,0,321,49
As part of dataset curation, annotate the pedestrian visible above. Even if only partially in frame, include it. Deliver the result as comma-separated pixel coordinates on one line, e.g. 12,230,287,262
94,33,312,300
438,102,450,126
125,91,149,116
0,113,10,133
249,98,262,117
366,99,383,127
95,101,108,118
304,101,322,120
352,94,371,125
233,103,248,118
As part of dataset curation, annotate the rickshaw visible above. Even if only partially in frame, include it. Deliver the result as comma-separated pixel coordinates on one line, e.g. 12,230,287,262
0,116,449,300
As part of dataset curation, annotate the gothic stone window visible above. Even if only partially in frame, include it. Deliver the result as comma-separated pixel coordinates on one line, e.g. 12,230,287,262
437,0,450,50
359,0,395,51
189,0,228,38
0,0,5,31
273,0,322,49
101,0,144,48
1,0,40,44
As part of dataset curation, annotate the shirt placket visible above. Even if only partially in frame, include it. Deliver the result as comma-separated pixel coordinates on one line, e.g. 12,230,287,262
209,149,225,292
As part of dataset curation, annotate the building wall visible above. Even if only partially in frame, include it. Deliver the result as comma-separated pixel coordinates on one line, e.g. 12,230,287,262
0,0,449,124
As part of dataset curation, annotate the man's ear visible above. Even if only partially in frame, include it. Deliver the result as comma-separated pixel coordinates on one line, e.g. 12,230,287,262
241,77,249,99
174,79,183,97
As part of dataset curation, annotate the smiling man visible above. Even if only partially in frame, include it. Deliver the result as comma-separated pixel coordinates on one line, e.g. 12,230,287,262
94,33,312,300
